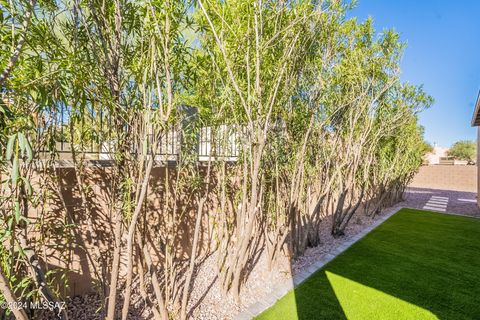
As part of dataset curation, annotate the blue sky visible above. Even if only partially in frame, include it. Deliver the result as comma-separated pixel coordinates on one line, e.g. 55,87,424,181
349,0,480,147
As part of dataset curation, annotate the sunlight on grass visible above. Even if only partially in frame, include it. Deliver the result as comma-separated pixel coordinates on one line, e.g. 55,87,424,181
326,271,438,320
257,209,480,320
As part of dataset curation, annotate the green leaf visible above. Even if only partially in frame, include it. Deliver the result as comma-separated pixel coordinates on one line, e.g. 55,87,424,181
24,137,33,160
22,177,33,196
18,132,26,151
5,134,16,160
14,201,21,223
17,132,31,159
11,157,19,185
7,217,13,231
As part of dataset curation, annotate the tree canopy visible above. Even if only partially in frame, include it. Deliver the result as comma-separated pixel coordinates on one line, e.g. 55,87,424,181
448,140,476,163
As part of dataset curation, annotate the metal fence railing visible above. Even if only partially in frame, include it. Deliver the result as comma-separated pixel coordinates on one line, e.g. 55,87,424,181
36,105,242,162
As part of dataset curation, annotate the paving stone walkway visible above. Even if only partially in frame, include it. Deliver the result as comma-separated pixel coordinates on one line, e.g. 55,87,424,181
423,195,449,212
405,187,479,217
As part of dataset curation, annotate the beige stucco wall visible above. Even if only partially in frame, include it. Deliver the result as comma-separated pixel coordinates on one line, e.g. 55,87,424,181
409,165,477,193
29,166,219,297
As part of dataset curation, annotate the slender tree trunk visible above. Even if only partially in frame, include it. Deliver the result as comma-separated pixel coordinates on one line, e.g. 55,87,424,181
121,157,155,320
0,269,28,320
106,204,122,320
179,197,206,320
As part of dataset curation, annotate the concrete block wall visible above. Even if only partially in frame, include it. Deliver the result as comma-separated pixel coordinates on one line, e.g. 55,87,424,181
409,165,477,193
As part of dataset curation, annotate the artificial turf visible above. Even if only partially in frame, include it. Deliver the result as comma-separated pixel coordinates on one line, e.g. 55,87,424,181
256,208,480,320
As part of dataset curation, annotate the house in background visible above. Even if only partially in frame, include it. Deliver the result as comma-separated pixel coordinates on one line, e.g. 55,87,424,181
470,91,480,207
424,144,448,165
423,144,469,165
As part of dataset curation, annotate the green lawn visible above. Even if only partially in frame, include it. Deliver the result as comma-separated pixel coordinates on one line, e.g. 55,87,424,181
257,208,480,320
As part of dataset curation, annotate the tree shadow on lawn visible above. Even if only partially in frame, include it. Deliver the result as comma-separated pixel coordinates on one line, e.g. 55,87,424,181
259,209,480,320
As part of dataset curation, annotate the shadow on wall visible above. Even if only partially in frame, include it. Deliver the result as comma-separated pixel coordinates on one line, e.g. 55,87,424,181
34,167,116,297
31,165,223,298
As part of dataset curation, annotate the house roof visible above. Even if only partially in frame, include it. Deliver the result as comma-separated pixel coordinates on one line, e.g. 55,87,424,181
471,90,480,126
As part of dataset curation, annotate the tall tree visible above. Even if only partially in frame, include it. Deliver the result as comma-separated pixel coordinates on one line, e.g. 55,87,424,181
448,140,476,163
